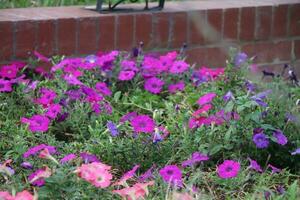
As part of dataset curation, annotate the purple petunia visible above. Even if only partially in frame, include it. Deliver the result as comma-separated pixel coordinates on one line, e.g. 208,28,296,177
21,162,33,169
139,165,155,182
80,152,100,163
107,121,119,137
223,91,234,102
248,158,263,173
291,148,300,155
272,130,288,145
253,133,269,149
234,52,248,67
169,60,189,74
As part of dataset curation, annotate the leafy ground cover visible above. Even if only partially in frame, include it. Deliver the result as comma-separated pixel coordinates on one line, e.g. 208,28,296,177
0,47,300,199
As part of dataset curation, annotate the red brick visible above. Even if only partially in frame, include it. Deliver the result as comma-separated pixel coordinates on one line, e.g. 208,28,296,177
206,9,222,44
37,20,55,57
242,41,291,63
171,12,187,48
0,22,13,61
272,5,288,38
78,17,97,55
98,16,115,51
186,47,227,67
15,20,37,59
57,18,76,55
135,13,152,49
153,12,170,48
294,40,300,60
188,10,206,46
240,7,255,41
223,8,239,40
256,6,272,40
289,4,300,36
117,14,134,50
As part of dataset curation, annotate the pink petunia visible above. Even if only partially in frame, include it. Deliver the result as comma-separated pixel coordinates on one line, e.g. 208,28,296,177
29,166,52,187
75,162,112,188
159,165,183,187
0,64,18,79
45,104,61,119
168,81,185,93
130,115,156,133
144,77,165,94
95,82,112,96
118,71,135,81
35,88,57,107
169,60,189,74
217,160,240,179
21,115,50,133
0,79,12,92
197,92,216,106
113,181,155,200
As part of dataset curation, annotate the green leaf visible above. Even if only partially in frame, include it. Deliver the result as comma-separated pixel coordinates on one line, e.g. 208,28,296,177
113,91,121,102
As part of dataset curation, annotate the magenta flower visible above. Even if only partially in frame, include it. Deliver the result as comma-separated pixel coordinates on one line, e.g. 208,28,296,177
130,115,156,133
0,79,12,92
63,74,83,86
144,77,165,94
182,152,209,167
272,130,288,146
21,115,50,133
169,60,189,74
23,144,56,158
114,165,140,186
121,60,138,71
95,82,112,96
118,71,135,81
217,160,240,179
45,104,61,119
139,165,155,182
168,81,185,94
248,158,263,173
35,88,57,107
197,93,216,106
159,165,183,187
0,64,18,79
60,154,77,164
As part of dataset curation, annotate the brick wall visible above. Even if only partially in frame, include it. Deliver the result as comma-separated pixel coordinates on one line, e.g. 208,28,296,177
0,0,300,72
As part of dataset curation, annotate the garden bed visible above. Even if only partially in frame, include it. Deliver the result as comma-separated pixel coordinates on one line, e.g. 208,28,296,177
0,48,299,199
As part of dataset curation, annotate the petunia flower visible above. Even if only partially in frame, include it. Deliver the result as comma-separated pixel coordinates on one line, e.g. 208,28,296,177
169,60,189,74
23,144,56,158
159,165,183,187
130,115,156,133
60,154,77,164
168,81,185,94
45,104,61,119
95,82,112,96
114,165,140,186
107,121,119,137
28,166,52,187
252,133,269,149
272,130,288,145
217,160,240,179
118,71,135,81
268,164,281,174
144,77,165,94
0,64,18,79
0,79,12,92
182,152,209,167
75,162,112,188
197,93,216,106
291,148,300,155
80,152,100,163
21,115,50,133
248,158,263,173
